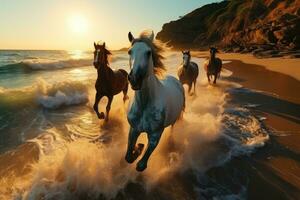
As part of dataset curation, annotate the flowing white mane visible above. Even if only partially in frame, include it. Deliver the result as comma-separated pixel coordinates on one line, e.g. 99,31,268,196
132,30,167,76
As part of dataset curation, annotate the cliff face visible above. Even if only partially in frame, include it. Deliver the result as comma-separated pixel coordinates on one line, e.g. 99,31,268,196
157,0,300,57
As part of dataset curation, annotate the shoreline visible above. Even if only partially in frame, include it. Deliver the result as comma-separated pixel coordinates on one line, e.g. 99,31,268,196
194,51,300,82
195,51,300,199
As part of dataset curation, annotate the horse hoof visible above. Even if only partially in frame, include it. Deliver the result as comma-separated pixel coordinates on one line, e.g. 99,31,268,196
125,154,134,164
125,144,144,164
136,160,147,172
98,112,105,119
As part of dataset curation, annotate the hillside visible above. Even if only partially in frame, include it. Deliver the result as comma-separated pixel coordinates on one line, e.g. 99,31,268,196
156,0,300,58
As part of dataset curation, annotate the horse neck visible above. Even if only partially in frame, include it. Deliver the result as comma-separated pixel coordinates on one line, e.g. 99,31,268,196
135,60,161,106
97,63,109,76
209,53,216,62
183,56,190,68
97,63,110,78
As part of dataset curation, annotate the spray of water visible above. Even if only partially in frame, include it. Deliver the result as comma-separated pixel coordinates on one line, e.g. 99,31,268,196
0,55,269,199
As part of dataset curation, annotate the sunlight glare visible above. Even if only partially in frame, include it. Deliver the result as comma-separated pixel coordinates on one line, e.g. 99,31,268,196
69,50,85,59
68,14,89,34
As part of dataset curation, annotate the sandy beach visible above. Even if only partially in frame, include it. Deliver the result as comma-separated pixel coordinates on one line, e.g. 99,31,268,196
195,51,300,199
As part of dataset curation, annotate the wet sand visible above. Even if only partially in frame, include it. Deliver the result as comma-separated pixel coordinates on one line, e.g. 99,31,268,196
195,51,300,199
195,52,300,81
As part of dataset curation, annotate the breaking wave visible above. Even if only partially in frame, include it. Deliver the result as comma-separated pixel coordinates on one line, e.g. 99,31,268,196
0,55,128,73
0,78,90,110
24,59,92,70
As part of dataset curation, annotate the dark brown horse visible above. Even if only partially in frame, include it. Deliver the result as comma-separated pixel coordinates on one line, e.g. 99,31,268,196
177,51,199,95
204,47,222,84
93,42,129,121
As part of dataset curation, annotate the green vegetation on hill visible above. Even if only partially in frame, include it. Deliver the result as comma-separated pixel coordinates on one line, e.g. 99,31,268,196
157,0,300,57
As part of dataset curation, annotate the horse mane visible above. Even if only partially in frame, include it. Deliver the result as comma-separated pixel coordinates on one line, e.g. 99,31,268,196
133,31,166,76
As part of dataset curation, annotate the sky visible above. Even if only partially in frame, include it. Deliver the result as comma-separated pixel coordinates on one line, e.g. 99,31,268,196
0,0,220,50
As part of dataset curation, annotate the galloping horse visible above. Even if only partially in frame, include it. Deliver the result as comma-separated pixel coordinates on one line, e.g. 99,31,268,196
177,50,199,95
93,42,129,121
125,30,185,171
204,47,222,84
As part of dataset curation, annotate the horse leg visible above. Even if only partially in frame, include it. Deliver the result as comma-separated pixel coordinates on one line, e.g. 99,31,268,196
93,92,105,119
213,74,217,84
125,127,142,163
105,96,113,122
123,82,129,103
188,83,192,95
136,129,163,171
207,73,210,83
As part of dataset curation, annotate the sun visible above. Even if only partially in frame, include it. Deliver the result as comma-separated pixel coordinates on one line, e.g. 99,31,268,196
68,14,89,34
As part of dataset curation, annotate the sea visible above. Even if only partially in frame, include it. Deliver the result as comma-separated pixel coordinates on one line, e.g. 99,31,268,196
0,49,269,199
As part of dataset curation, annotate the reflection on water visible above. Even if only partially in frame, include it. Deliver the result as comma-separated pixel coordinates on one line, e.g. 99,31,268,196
68,50,90,60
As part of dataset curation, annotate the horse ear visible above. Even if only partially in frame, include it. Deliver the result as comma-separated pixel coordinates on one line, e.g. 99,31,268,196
128,32,134,43
149,31,154,42
103,42,106,48
94,42,97,49
187,50,190,54
182,51,184,54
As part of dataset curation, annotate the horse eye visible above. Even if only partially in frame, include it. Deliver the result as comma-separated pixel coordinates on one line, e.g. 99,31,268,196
146,51,151,57
128,50,132,55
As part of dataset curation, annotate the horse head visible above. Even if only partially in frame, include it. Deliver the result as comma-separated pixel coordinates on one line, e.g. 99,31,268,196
93,42,111,69
127,30,165,90
182,50,191,68
209,47,219,56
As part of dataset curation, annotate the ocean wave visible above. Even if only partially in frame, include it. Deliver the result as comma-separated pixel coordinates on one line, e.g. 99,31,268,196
0,78,90,110
0,55,128,73
0,52,21,57
22,58,93,70
222,107,269,157
0,59,92,73
24,56,39,60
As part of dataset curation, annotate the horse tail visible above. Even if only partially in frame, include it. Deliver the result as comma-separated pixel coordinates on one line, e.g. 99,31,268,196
119,69,128,78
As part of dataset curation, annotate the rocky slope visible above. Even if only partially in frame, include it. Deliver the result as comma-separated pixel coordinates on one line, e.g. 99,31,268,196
157,0,300,58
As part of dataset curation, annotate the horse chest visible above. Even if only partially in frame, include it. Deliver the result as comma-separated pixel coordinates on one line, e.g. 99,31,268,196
178,67,192,83
206,59,221,74
95,72,114,92
128,104,165,132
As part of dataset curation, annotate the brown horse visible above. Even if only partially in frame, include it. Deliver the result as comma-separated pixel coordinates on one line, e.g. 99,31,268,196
93,42,129,121
204,47,222,84
177,50,199,95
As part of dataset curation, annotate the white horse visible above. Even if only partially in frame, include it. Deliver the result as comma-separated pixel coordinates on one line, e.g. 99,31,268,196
125,30,185,171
